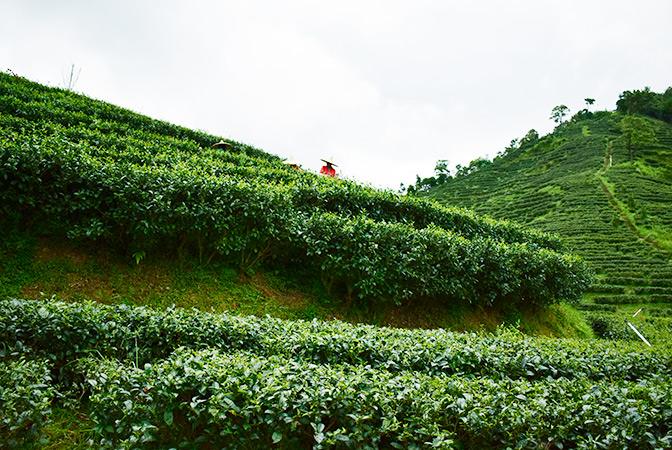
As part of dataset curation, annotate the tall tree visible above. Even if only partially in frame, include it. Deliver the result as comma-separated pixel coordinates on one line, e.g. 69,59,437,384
619,115,658,162
550,105,570,125
434,159,451,184
520,129,539,148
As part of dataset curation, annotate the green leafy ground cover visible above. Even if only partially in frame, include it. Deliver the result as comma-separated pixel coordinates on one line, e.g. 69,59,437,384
3,298,672,449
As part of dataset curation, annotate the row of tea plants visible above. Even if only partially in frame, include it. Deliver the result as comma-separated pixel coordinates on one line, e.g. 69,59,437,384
0,70,591,308
2,298,671,449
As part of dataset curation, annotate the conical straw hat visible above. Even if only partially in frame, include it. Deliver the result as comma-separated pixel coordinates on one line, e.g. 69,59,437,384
320,156,338,166
211,140,232,149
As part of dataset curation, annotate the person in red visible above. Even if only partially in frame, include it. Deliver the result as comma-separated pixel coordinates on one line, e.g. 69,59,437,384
319,156,338,178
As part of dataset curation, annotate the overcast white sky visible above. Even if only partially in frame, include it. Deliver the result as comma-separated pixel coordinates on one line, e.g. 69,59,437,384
2,0,671,190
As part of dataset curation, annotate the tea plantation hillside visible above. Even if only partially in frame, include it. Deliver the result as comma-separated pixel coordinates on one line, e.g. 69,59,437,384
0,71,590,316
420,100,672,324
2,74,672,449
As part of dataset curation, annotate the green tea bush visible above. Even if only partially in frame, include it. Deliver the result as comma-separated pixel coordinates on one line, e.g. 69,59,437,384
647,307,672,318
301,213,589,307
3,299,669,385
0,75,276,162
589,284,626,294
0,353,55,448
81,347,672,450
287,180,567,251
81,349,457,449
585,312,672,346
593,295,672,305
586,312,635,341
578,303,618,313
4,298,672,449
604,277,672,288
634,286,672,295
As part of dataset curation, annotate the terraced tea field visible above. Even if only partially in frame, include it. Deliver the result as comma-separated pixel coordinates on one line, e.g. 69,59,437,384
426,115,672,320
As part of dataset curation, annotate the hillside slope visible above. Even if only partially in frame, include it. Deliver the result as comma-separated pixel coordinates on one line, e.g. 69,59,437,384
0,71,591,327
3,74,671,449
423,111,672,317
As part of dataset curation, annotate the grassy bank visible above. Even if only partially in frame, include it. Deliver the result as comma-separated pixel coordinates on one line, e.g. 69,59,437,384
1,230,592,337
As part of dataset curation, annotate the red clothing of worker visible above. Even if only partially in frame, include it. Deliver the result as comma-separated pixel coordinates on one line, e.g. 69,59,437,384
320,164,336,177
319,156,338,178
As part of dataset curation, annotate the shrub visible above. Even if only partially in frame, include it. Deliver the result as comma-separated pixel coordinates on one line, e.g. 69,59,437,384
0,353,55,448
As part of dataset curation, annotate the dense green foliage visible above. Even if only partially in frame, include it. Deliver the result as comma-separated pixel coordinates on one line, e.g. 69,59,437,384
5,299,669,383
3,298,672,449
84,348,672,449
0,349,55,448
9,72,669,448
617,87,672,124
0,71,590,308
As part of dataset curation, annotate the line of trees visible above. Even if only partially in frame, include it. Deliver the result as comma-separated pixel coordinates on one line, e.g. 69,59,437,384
406,87,671,196
616,87,672,124
405,157,492,194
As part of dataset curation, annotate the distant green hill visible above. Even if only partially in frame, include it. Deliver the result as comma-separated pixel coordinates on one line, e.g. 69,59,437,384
420,97,672,320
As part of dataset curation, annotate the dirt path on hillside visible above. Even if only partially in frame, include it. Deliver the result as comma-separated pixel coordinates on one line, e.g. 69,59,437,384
600,140,612,174
597,141,661,250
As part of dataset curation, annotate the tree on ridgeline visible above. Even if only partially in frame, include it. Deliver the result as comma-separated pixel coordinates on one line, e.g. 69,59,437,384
519,129,539,148
406,160,452,194
569,98,597,123
434,159,451,184
455,157,491,178
550,105,570,125
616,86,672,125
617,87,657,116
